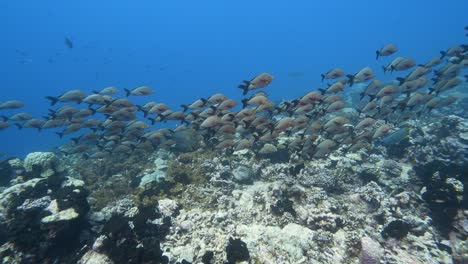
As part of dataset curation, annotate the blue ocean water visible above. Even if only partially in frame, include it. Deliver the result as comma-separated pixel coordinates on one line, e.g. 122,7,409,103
0,0,466,158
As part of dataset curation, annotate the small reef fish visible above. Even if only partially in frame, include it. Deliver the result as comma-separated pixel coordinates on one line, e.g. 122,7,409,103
46,90,86,105
321,68,346,82
0,100,24,110
238,73,274,95
376,43,398,60
124,86,154,96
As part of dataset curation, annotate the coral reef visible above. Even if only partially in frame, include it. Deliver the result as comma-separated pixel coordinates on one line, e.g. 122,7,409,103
1,115,467,263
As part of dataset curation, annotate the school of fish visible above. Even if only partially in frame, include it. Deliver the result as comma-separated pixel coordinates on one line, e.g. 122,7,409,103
0,42,466,160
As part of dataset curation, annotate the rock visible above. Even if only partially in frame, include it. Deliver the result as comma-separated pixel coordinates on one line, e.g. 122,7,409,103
271,198,296,218
226,237,250,263
381,220,410,239
139,170,165,188
98,204,170,264
359,236,384,264
201,250,214,264
23,152,59,174
78,250,113,264
0,156,89,262
158,199,179,217
232,165,254,184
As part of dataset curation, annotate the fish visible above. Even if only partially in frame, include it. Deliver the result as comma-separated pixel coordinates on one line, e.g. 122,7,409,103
1,112,32,121
83,94,106,106
321,68,346,82
313,139,336,158
258,143,277,154
238,73,274,95
396,66,431,85
372,124,392,139
241,95,269,108
15,119,45,131
360,80,383,100
181,98,208,112
440,45,464,58
65,37,73,49
0,100,24,110
207,93,228,104
0,121,11,130
319,81,345,95
391,57,416,72
420,57,442,68
46,90,86,105
382,57,405,74
376,43,398,60
93,86,119,95
347,67,375,86
124,86,154,96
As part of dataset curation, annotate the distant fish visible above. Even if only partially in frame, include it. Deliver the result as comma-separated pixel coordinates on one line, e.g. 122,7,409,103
46,90,86,105
359,80,383,100
238,73,274,95
65,37,73,49
181,98,208,112
321,68,345,82
0,100,24,110
347,67,375,87
124,86,154,96
391,57,416,72
373,124,392,140
0,121,11,130
1,112,33,122
420,57,442,68
15,118,45,131
382,56,405,74
440,45,463,58
288,72,304,77
93,86,119,95
376,43,398,60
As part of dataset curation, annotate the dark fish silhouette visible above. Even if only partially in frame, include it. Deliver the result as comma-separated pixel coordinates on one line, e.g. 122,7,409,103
65,37,73,49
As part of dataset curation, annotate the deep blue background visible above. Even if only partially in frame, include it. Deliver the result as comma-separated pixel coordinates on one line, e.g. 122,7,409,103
1,0,467,157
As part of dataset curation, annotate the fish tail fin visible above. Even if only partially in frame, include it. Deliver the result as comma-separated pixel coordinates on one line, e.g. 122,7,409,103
368,94,376,102
181,104,189,112
157,113,166,122
359,92,366,100
356,107,362,115
242,120,252,129
396,77,406,86
318,88,326,95
439,50,446,59
241,99,248,109
376,50,380,60
321,74,325,82
92,90,99,94
71,137,79,144
56,132,64,138
1,115,8,122
346,74,355,87
14,123,23,130
45,96,59,106
89,107,96,115
238,80,250,96
124,88,131,97
428,88,435,94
